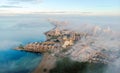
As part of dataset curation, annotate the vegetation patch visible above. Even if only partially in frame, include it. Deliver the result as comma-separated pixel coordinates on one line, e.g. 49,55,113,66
50,57,107,73
18,44,24,49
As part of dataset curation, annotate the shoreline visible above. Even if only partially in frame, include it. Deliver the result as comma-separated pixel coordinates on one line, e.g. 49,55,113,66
31,21,82,73
32,21,58,73
15,20,88,73
25,20,81,73
14,20,58,73
15,20,111,73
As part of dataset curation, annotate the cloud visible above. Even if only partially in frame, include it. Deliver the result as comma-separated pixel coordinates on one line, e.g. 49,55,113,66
0,20,54,50
8,0,42,4
13,23,44,28
0,0,42,9
0,5,22,8
0,40,22,50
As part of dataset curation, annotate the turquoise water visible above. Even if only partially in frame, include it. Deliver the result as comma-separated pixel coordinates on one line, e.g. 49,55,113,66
0,50,42,73
0,14,119,73
0,15,54,73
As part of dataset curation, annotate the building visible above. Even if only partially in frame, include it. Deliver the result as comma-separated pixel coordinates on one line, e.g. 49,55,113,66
62,39,74,48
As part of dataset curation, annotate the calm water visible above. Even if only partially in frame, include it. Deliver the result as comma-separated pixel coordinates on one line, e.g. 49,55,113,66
0,14,54,73
0,14,119,73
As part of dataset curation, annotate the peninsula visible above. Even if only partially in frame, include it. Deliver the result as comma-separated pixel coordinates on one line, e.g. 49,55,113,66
15,21,110,73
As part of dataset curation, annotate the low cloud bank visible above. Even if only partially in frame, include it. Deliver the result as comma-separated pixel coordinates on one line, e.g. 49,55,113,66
0,40,22,50
0,20,53,50
49,18,120,73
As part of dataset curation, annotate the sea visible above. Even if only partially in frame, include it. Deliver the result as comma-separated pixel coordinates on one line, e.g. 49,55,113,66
0,14,120,73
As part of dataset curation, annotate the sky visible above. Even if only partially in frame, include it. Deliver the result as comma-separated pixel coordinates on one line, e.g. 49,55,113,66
0,0,120,15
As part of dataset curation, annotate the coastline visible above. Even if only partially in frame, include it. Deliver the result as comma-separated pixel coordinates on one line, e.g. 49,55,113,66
31,20,81,73
44,22,57,35
15,19,111,73
31,21,81,73
14,20,58,73
32,22,58,73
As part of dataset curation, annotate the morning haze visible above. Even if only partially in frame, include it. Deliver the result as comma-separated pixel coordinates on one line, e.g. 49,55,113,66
0,0,120,73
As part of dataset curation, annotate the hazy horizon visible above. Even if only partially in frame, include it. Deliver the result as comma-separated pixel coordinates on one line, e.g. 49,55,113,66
0,14,119,50
0,0,120,16
0,0,120,73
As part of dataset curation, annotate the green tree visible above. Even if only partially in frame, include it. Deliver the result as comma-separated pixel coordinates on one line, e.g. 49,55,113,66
18,44,24,49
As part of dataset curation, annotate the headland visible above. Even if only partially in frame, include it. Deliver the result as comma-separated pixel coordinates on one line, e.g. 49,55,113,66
15,20,111,73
